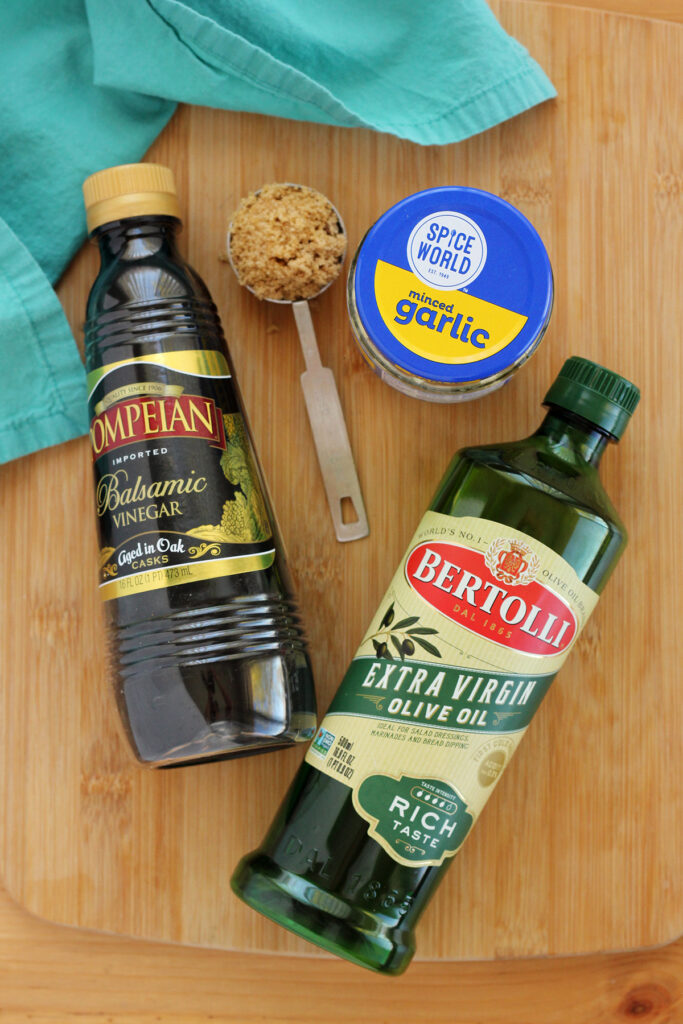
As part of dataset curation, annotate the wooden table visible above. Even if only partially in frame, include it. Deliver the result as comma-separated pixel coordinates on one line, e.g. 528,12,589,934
1,1,681,1020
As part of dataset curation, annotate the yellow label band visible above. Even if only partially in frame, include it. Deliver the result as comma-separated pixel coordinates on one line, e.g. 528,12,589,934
373,260,527,366
94,382,184,415
99,549,275,600
87,349,231,397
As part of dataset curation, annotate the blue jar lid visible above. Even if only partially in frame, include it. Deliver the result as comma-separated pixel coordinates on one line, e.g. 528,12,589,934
351,188,553,385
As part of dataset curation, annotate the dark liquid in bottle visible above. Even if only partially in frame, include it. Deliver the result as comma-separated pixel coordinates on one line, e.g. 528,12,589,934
85,215,316,766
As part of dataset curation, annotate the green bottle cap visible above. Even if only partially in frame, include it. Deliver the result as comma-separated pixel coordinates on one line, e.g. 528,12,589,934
543,356,640,440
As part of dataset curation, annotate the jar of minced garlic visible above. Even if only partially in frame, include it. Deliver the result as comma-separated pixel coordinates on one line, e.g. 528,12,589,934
347,187,554,402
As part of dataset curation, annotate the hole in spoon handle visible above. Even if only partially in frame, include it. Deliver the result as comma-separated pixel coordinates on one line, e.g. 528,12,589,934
293,302,369,542
299,364,369,543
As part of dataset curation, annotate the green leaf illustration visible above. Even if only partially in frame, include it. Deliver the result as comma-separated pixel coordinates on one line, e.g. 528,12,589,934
412,636,442,658
406,626,439,636
392,616,420,630
379,603,395,629
390,634,405,660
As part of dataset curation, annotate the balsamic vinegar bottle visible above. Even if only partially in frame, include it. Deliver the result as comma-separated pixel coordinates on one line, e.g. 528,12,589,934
82,163,316,766
232,357,639,973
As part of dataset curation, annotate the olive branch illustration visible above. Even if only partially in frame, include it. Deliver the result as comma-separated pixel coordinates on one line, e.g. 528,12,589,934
366,602,442,661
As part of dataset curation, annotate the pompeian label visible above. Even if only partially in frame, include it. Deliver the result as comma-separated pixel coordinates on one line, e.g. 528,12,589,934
87,348,275,601
306,512,599,867
90,393,226,457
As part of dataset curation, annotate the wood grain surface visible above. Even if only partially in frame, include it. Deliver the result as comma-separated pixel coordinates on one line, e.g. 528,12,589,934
1,0,682,965
0,0,681,1018
526,0,683,21
0,877,681,1024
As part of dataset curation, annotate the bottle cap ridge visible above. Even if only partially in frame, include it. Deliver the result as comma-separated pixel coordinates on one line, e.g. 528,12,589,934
82,163,180,233
543,356,640,439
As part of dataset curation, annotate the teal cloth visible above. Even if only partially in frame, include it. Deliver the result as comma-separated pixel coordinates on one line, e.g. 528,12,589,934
0,221,87,463
0,0,555,464
0,0,174,463
87,0,555,146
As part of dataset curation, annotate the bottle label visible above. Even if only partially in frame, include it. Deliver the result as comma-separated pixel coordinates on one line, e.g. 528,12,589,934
87,349,274,600
306,512,599,867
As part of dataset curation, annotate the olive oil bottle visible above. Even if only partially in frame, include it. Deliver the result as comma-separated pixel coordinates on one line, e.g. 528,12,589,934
232,357,639,973
83,164,316,766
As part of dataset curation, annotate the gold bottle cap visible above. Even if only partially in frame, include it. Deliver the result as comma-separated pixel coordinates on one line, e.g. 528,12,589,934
82,163,181,233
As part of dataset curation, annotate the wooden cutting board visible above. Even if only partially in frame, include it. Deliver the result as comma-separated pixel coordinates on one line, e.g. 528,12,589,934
0,1,680,962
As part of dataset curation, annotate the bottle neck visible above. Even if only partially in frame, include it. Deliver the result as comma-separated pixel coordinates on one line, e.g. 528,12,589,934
93,216,181,266
536,406,613,467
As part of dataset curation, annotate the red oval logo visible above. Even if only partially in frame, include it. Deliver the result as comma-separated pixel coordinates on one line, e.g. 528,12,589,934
405,540,577,657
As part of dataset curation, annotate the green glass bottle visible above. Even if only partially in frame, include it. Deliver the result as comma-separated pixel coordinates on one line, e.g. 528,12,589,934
232,357,640,974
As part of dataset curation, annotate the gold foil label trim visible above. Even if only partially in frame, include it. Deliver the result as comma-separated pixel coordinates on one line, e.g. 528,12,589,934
98,549,275,601
94,382,184,415
87,350,231,397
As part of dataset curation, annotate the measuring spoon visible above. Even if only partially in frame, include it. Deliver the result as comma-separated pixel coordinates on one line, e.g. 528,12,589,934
227,186,369,543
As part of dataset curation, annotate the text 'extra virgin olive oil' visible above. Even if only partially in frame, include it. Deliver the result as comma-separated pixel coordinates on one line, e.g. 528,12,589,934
232,357,640,974
82,163,316,767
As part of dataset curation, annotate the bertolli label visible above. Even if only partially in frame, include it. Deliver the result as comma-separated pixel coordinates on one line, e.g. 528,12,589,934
405,538,577,656
306,512,598,867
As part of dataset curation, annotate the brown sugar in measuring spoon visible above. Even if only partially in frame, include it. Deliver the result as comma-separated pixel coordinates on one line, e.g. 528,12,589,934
227,184,369,542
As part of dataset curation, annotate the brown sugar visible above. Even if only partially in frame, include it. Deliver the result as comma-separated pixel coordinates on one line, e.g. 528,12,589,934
228,184,346,302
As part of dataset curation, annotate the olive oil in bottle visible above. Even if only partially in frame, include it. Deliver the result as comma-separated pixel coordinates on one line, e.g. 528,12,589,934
83,163,316,766
232,357,639,973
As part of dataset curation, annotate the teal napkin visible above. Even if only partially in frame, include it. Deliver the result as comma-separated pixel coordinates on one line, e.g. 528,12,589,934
87,0,555,146
0,0,174,463
0,220,87,463
0,0,555,464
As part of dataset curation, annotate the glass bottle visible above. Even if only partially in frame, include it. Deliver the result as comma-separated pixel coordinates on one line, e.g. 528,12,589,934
232,356,639,973
83,163,316,767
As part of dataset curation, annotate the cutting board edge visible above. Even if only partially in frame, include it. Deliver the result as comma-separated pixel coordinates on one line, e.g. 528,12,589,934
2,869,680,963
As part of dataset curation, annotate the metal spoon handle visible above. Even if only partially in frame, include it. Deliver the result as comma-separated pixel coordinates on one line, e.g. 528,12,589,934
293,301,369,542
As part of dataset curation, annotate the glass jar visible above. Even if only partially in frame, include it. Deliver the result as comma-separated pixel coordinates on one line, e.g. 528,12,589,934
347,187,553,402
